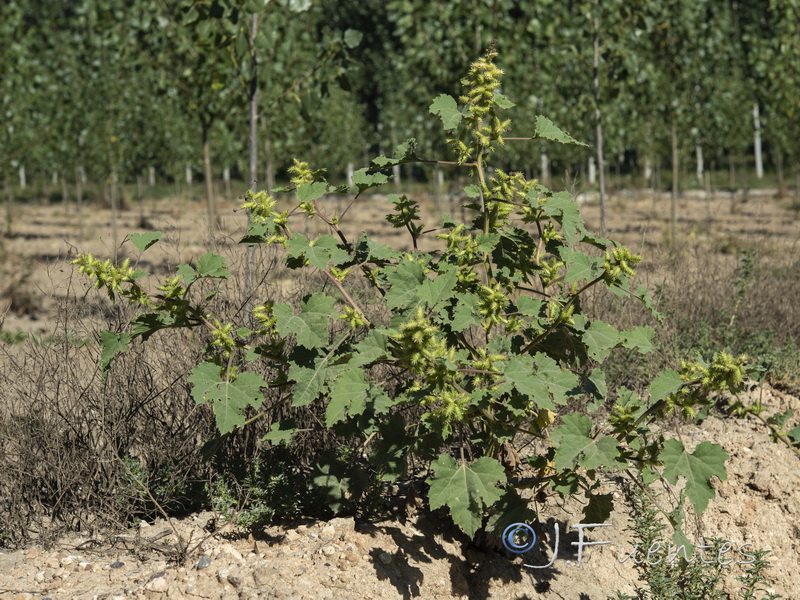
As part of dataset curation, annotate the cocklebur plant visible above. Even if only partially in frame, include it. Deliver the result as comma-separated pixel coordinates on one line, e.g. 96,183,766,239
72,48,753,540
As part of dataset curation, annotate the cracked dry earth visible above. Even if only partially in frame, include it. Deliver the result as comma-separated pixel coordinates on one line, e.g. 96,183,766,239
1,386,798,600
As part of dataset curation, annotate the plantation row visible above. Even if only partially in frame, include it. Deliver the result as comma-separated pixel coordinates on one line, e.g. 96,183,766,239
2,0,799,218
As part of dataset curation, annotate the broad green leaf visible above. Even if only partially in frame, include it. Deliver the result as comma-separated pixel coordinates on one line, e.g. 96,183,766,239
372,139,417,167
350,329,390,366
197,253,229,279
515,296,543,318
384,259,424,309
583,320,620,362
499,355,551,410
419,266,457,309
649,369,684,403
287,234,348,270
552,414,620,471
429,94,463,130
540,191,585,243
188,362,266,434
274,293,337,348
99,330,131,373
261,420,297,446
475,233,500,253
660,440,729,513
177,264,197,283
289,360,327,407
326,369,370,426
343,28,363,48
533,354,579,405
464,185,481,198
559,247,600,283
486,487,536,534
352,168,389,195
493,93,515,109
428,455,505,537
534,115,588,146
586,368,608,410
787,425,800,443
129,231,163,252
450,293,479,332
130,312,173,341
621,326,656,353
296,181,328,203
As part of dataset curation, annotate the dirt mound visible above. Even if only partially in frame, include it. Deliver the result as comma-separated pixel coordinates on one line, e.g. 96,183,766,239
1,386,796,600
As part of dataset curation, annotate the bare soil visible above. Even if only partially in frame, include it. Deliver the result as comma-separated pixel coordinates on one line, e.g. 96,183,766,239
1,188,798,599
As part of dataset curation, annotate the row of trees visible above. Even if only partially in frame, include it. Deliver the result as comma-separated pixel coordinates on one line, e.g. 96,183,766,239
2,0,799,225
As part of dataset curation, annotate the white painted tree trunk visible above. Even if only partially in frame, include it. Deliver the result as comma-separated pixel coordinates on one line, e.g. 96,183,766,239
148,166,156,187
392,164,401,186
52,171,58,186
753,103,763,179
346,162,355,191
223,167,231,198
79,166,86,185
434,164,444,201
588,156,596,185
643,157,652,183
695,143,704,184
19,165,26,189
185,164,193,186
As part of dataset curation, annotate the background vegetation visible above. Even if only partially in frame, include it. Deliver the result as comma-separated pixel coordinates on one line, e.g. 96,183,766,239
2,0,799,211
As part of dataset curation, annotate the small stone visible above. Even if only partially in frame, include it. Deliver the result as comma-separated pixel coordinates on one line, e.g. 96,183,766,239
219,543,243,561
145,574,168,593
13,594,33,600
344,551,360,565
253,566,271,586
34,571,45,583
226,574,242,587
322,545,336,556
78,562,93,572
320,526,336,541
196,556,212,570
284,530,299,542
25,549,40,560
110,561,125,569
60,555,78,566
378,551,393,565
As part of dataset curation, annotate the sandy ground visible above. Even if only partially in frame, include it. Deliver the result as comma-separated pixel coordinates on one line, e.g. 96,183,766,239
1,187,799,599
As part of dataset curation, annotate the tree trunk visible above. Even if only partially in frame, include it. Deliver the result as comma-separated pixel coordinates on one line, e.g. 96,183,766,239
592,0,607,236
74,166,84,240
4,179,12,236
263,135,275,192
148,166,156,187
753,103,763,180
61,174,70,215
695,143,704,186
110,170,119,262
588,155,596,185
223,167,231,199
19,165,26,189
434,164,444,204
540,146,550,187
776,154,785,198
245,12,260,313
202,129,216,230
346,162,355,192
670,123,678,248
